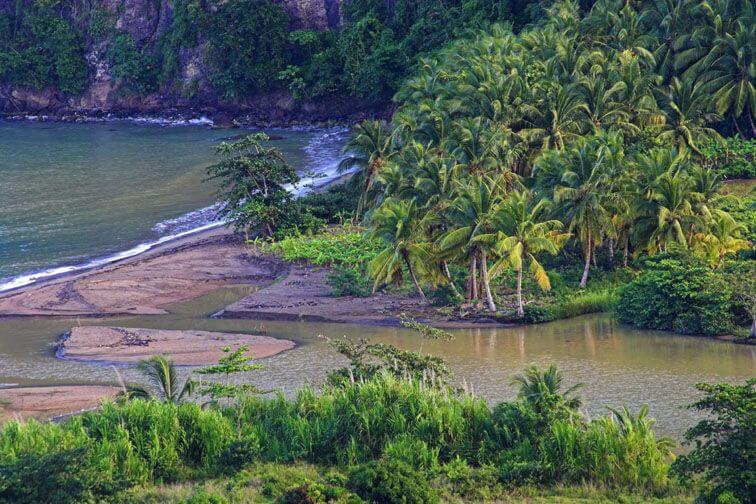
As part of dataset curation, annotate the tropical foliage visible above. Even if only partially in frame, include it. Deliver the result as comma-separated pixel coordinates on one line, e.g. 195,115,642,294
0,361,690,502
332,0,753,333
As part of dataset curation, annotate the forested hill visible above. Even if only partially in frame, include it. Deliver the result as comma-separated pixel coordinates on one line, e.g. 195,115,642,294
0,0,548,121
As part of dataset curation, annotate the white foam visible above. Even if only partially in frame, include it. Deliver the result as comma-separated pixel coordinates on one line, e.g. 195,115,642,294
0,127,351,294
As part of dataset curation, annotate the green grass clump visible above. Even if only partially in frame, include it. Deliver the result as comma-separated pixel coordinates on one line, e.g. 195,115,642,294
553,289,619,319
263,226,380,267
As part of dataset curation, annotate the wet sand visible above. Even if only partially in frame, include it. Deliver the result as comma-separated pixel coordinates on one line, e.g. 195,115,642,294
0,228,286,317
0,385,121,422
0,226,487,327
215,262,485,327
60,326,295,365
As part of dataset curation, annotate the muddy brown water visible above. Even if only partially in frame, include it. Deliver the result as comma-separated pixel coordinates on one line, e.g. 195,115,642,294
0,285,753,440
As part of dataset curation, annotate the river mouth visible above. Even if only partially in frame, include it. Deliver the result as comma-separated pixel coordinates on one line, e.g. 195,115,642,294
0,283,752,440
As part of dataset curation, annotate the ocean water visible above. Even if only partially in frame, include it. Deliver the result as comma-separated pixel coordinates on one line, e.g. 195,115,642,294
0,120,348,291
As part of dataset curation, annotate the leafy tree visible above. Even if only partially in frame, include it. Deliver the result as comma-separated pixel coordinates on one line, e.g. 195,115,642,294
108,33,159,95
206,133,299,236
324,336,454,388
674,379,756,504
197,345,264,406
206,0,290,98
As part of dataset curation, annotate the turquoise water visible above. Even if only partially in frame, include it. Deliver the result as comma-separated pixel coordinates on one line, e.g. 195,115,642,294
0,121,347,290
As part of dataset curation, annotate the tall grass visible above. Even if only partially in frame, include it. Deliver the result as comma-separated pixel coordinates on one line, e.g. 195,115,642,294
552,289,619,319
0,374,676,501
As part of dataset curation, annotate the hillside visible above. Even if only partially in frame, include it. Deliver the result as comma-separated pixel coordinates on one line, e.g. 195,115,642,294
0,0,536,122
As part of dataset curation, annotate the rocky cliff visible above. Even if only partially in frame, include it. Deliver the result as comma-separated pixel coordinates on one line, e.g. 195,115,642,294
0,0,386,124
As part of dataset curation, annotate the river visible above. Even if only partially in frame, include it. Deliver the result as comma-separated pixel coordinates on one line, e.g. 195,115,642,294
0,121,753,442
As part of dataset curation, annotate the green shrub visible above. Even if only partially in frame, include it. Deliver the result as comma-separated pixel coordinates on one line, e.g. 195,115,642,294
108,33,159,94
553,289,618,319
327,267,372,297
522,304,556,323
217,434,261,473
0,446,129,503
616,255,733,335
264,227,380,267
348,459,439,503
299,184,359,223
701,138,756,179
674,380,755,504
186,490,229,504
206,0,290,98
0,8,86,93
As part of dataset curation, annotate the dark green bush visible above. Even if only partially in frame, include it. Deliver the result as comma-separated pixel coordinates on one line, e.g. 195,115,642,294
186,490,229,504
522,304,556,323
217,433,261,473
327,267,372,297
616,254,733,335
108,33,160,94
206,0,290,98
0,447,129,504
0,8,86,93
347,459,439,504
299,184,358,224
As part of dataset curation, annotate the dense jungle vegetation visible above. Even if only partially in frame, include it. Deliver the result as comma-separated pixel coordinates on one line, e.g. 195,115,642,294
0,0,556,101
205,0,754,338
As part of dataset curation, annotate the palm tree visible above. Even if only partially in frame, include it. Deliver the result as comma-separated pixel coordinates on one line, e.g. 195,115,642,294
368,198,434,303
633,172,699,253
521,83,590,153
658,78,723,154
486,190,570,318
511,364,583,410
439,176,507,311
339,120,396,213
125,355,196,404
695,20,755,136
536,136,618,287
696,210,750,267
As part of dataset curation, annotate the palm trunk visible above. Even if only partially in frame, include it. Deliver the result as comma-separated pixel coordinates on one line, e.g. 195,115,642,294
580,228,591,289
480,249,496,312
608,237,614,262
442,261,463,300
623,236,629,268
516,267,524,318
732,115,745,139
403,251,428,304
468,255,478,301
750,316,755,339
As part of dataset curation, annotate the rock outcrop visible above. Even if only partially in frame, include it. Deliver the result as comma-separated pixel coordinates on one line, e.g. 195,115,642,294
0,0,385,123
